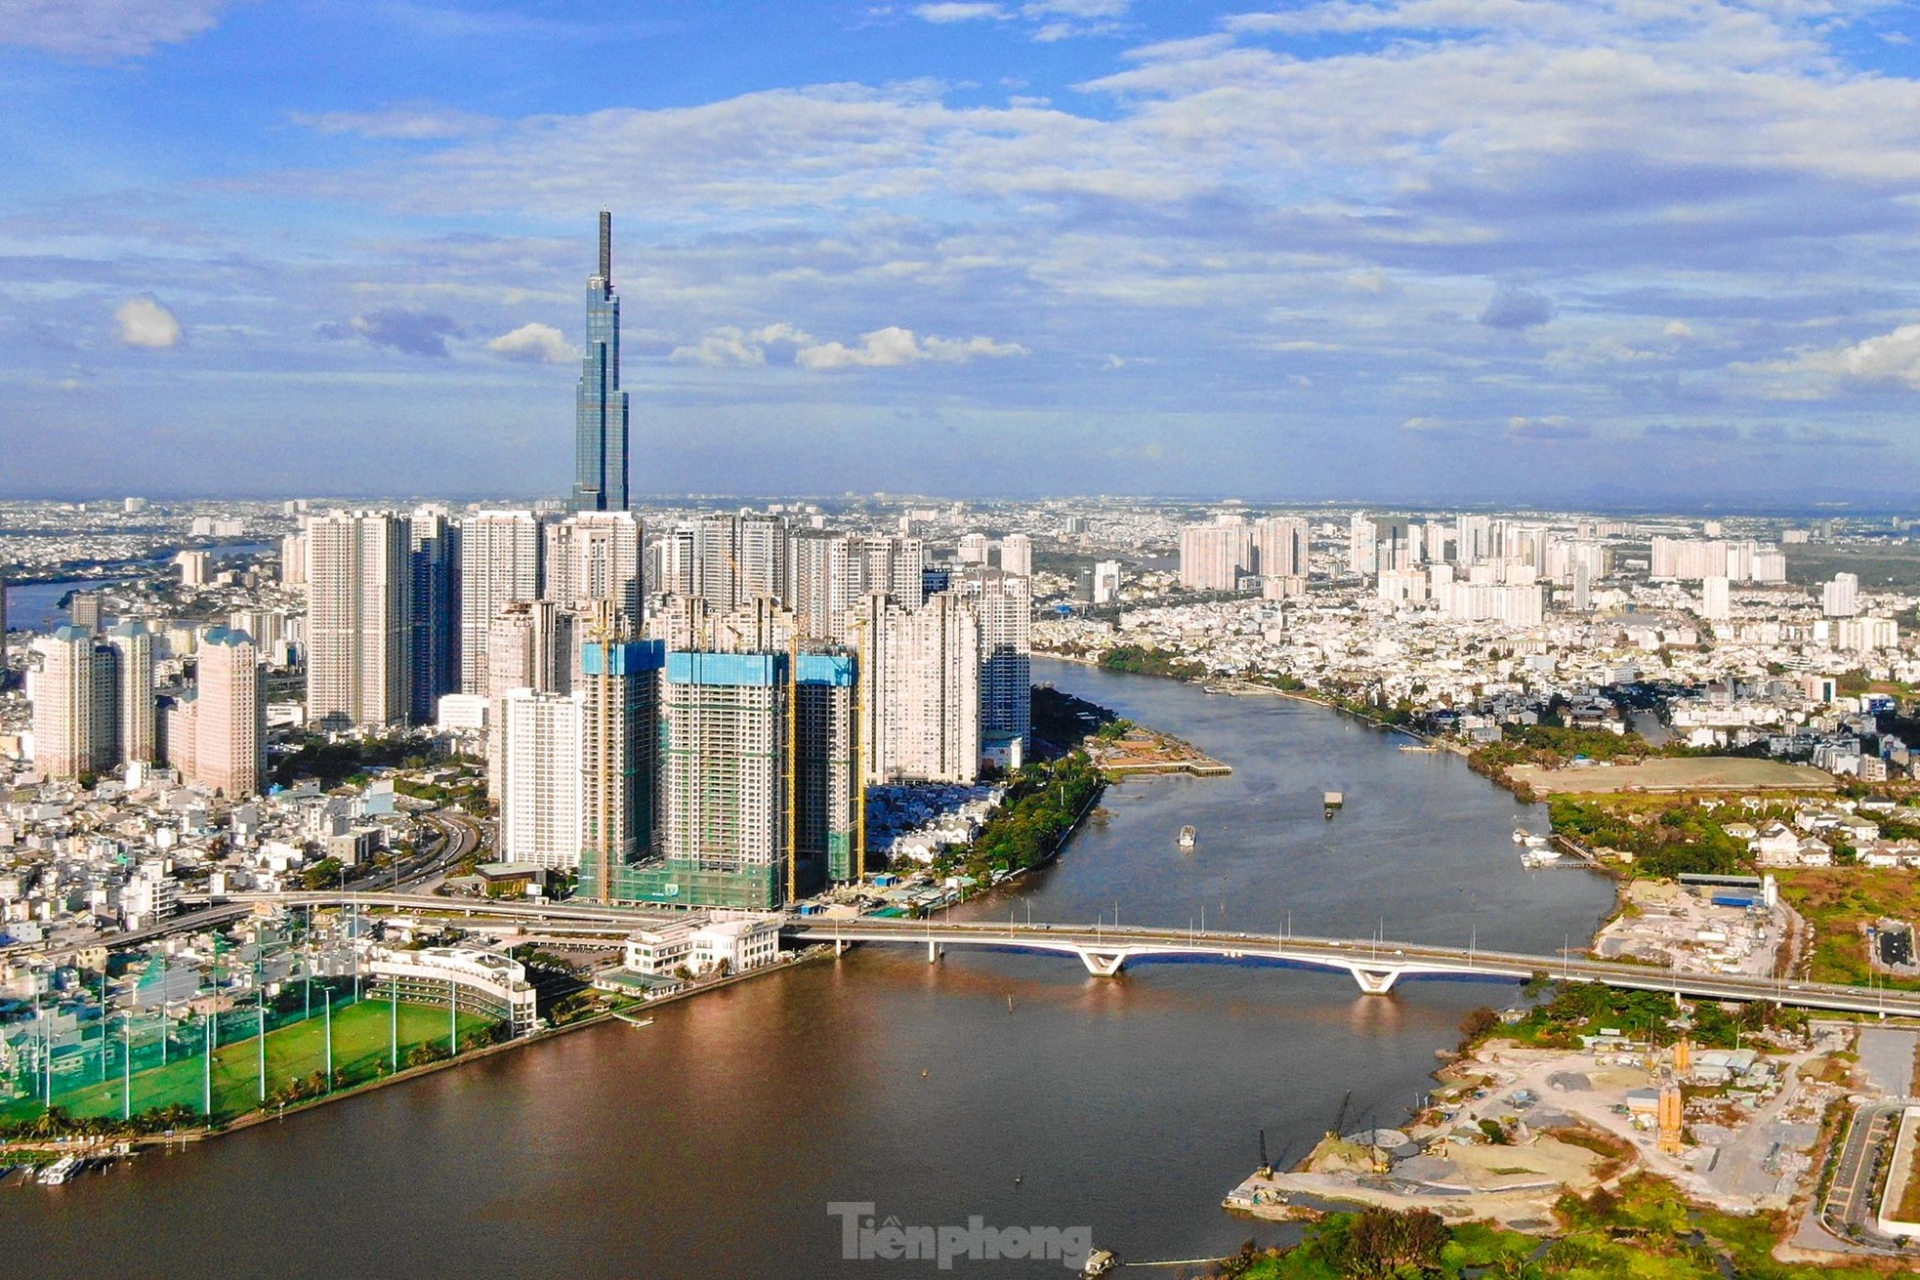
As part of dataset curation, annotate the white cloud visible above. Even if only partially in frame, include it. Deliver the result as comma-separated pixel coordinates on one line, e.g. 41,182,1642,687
795,326,1027,370
0,0,233,58
113,296,181,348
915,2,1005,21
1763,323,1920,391
485,322,574,364
1664,320,1694,338
292,108,499,141
670,323,812,367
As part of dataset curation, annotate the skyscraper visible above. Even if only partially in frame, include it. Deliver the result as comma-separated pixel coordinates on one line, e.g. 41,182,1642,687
859,592,980,785
409,506,459,726
191,627,265,798
306,511,413,731
572,209,630,513
457,509,541,695
103,621,155,765
657,652,786,909
29,627,96,780
499,689,584,868
544,511,643,625
576,636,665,901
953,568,1031,768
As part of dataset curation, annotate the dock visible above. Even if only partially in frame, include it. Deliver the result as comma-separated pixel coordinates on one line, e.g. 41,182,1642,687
1085,724,1231,778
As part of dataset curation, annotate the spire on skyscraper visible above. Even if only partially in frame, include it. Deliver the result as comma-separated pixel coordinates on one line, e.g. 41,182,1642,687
598,208,611,285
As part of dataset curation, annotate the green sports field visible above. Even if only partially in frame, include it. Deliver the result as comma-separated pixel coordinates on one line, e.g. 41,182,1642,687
6,999,488,1124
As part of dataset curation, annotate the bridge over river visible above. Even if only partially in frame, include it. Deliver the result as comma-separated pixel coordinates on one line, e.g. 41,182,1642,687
131,891,1920,1019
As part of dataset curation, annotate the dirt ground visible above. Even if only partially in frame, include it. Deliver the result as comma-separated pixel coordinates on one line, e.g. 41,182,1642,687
1511,758,1836,795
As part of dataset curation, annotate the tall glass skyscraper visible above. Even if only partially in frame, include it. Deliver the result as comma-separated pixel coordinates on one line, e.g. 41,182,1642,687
573,209,630,512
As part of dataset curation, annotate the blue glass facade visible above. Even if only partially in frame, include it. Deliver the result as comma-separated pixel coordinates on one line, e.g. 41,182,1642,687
573,210,629,512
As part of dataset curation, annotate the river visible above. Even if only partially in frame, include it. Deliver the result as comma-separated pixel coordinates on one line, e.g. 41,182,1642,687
7,659,1616,1278
4,545,276,634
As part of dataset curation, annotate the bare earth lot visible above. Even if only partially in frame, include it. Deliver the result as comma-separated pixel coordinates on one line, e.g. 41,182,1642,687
1511,757,1836,795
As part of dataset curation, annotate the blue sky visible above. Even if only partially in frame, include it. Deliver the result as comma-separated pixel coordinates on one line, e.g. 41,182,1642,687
4,0,1920,505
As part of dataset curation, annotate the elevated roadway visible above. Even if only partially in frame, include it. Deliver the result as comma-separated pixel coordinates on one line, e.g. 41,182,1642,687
130,891,1920,1018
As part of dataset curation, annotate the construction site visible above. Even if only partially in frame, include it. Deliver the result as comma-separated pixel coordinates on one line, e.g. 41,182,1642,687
1228,1010,1861,1235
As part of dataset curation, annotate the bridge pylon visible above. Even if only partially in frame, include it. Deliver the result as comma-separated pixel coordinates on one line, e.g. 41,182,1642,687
1078,950,1129,977
1350,968,1403,996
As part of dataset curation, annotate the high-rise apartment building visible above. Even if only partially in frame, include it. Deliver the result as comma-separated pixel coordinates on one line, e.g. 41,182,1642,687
1091,560,1122,605
1179,516,1248,591
787,529,856,641
656,652,786,909
1701,576,1731,621
280,532,307,587
572,210,630,513
1251,517,1307,580
737,514,788,603
999,533,1033,578
796,653,860,886
1823,573,1859,618
956,533,990,565
458,510,541,695
485,600,574,797
176,550,211,587
860,593,980,785
544,511,642,624
103,621,155,764
576,637,665,900
190,627,265,798
498,689,584,869
306,511,413,731
29,627,96,780
88,637,119,772
954,568,1031,767
69,591,103,631
409,506,458,726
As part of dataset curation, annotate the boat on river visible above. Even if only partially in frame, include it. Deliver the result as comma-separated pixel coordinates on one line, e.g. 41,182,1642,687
1177,825,1197,851
1323,791,1344,818
38,1156,81,1186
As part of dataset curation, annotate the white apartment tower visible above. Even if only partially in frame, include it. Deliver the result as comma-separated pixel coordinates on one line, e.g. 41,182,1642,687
306,511,413,731
544,511,643,623
192,627,265,798
1252,516,1307,579
458,510,542,695
499,689,585,868
954,568,1031,767
1179,516,1248,592
859,593,981,785
1701,576,1731,621
1823,573,1859,618
999,533,1033,578
29,627,95,780
103,621,155,765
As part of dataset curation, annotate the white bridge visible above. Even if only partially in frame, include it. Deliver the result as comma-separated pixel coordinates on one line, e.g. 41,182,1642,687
783,916,1920,1016
122,891,1920,1019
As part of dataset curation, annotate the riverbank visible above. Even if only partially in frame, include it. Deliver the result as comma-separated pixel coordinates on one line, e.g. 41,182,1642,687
2,944,839,1159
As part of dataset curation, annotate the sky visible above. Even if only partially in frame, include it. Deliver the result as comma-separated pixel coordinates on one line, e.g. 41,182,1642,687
4,0,1920,507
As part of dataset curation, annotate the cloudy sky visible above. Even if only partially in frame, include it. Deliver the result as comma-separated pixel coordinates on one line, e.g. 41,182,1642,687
4,1,1920,506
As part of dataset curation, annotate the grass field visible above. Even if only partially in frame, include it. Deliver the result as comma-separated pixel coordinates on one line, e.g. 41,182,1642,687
1774,868,1920,990
5,1000,486,1124
1511,757,1835,795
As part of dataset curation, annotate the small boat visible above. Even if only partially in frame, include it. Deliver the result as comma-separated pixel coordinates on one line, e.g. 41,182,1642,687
616,1013,654,1029
39,1155,81,1186
1521,848,1564,868
1323,791,1343,819
1398,743,1437,753
1178,825,1197,851
1083,1249,1119,1277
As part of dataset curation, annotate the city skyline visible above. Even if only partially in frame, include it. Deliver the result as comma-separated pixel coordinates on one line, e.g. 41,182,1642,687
4,3,1920,505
